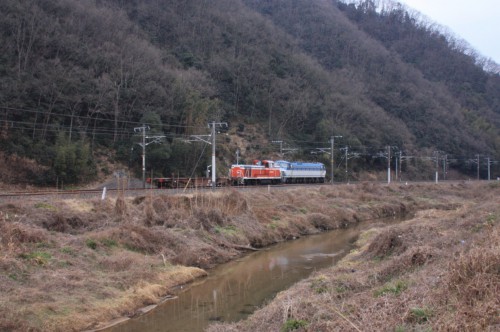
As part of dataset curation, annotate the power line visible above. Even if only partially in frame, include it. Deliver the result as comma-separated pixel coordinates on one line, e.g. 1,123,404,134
0,105,208,129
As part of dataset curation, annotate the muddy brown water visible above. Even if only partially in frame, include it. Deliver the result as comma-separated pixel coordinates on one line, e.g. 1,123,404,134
104,219,397,332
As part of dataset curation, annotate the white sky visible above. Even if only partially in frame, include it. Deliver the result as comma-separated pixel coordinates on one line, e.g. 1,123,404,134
399,0,500,64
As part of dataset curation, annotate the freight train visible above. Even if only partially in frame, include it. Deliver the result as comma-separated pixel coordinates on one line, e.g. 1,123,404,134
147,159,326,188
230,159,326,185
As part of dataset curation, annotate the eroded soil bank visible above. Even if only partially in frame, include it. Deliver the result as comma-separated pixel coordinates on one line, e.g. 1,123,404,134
0,182,497,331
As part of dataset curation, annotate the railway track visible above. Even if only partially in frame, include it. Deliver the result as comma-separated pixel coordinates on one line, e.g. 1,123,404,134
0,183,339,202
2,180,472,202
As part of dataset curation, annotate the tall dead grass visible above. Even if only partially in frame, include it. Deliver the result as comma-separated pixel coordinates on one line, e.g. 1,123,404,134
114,195,128,219
435,227,500,330
0,220,47,252
307,213,341,230
2,182,493,331
378,245,437,280
189,189,249,216
365,228,407,258
105,224,178,254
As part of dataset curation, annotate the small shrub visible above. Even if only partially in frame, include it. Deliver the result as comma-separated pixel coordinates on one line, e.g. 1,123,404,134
36,241,53,249
336,285,348,293
41,212,69,233
485,213,497,226
60,247,75,255
124,243,141,253
34,202,57,211
268,222,278,230
310,275,329,294
214,225,237,236
407,307,433,323
281,319,308,331
101,166,111,175
101,238,117,248
19,251,52,266
374,280,408,297
57,260,73,267
471,224,483,232
86,239,97,250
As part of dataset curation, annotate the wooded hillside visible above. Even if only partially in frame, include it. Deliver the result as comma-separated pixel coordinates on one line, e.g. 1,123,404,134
1,0,499,185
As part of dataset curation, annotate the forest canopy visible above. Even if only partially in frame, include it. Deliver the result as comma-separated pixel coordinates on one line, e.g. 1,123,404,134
0,0,499,184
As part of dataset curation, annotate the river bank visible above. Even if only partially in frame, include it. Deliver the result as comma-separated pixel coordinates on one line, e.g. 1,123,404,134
208,183,500,332
0,182,496,331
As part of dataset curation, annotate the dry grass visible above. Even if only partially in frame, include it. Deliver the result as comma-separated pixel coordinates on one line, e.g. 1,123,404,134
208,182,500,332
434,226,500,330
0,182,497,331
365,228,407,259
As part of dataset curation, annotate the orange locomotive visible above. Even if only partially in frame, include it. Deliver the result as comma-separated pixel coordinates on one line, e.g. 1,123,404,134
229,160,281,185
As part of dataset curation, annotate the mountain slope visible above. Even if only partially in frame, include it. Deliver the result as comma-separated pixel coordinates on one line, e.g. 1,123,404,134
0,0,498,184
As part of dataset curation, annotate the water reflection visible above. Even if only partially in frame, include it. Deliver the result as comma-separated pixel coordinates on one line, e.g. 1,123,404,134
105,226,363,332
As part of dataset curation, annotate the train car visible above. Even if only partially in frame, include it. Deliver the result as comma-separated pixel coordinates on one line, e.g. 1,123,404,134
274,160,326,183
229,160,281,185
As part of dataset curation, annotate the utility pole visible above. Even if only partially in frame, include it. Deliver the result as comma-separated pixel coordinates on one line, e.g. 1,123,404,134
134,125,165,188
209,121,228,189
272,140,283,157
487,157,491,181
434,151,439,183
442,154,447,181
236,148,240,165
330,136,342,184
399,151,403,182
476,154,480,180
140,126,146,187
387,146,391,184
189,122,227,189
344,146,348,183
211,122,216,188
395,154,398,182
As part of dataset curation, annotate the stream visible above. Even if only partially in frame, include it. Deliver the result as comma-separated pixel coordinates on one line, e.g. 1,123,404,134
104,218,395,332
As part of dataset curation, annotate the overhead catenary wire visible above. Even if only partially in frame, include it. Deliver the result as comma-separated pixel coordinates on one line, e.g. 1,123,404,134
3,106,496,159
0,105,209,130
3,106,498,180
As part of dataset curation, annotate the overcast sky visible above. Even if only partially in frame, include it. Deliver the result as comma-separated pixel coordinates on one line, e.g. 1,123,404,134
399,0,500,64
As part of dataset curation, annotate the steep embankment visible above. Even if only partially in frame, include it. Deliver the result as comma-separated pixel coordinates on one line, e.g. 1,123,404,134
0,182,498,331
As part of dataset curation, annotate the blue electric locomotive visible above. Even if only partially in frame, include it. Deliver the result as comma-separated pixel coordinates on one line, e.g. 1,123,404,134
274,160,326,183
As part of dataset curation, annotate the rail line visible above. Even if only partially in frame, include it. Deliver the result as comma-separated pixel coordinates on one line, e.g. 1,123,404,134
1,180,475,202
0,184,323,202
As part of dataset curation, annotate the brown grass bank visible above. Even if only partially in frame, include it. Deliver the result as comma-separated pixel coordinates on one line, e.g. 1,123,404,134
0,182,491,331
208,182,500,332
